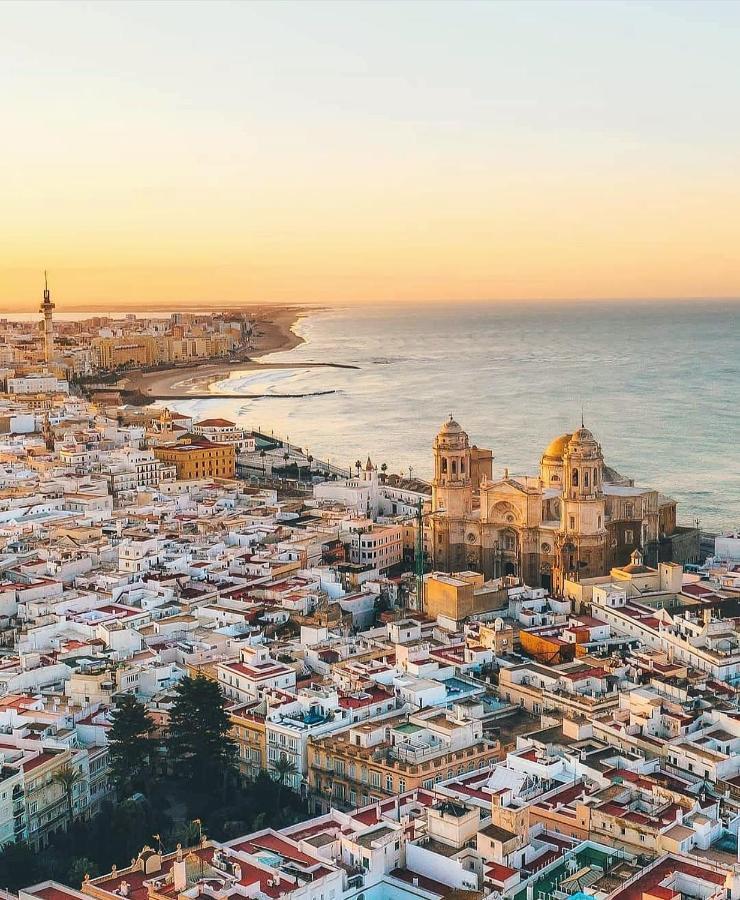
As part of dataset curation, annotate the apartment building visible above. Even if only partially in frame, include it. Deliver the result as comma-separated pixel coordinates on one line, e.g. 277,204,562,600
349,524,403,573
308,709,501,813
154,438,236,480
230,700,267,781
498,660,621,718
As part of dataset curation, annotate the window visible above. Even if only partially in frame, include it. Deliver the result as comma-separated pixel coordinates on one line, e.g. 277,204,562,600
584,470,589,487
569,516,575,530
386,775,393,791
572,470,579,487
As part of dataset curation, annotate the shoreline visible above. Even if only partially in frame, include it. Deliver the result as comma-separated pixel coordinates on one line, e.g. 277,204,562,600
120,304,344,399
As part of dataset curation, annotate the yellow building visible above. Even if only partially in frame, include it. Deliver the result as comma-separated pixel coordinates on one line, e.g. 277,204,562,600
153,438,235,480
424,571,508,621
308,712,502,813
95,336,160,369
230,702,267,782
477,619,516,655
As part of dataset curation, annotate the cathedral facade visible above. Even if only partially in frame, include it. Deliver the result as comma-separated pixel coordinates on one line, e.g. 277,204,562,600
425,416,696,593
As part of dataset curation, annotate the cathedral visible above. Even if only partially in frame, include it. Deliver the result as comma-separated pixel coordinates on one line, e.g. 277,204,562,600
424,416,698,592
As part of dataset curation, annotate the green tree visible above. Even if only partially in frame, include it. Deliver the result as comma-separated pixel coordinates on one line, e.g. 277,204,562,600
52,763,82,827
167,676,237,791
0,842,43,890
108,693,156,793
270,754,297,807
67,856,99,887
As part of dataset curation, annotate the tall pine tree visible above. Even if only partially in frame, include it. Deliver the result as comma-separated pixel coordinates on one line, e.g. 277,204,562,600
108,693,156,794
167,676,237,791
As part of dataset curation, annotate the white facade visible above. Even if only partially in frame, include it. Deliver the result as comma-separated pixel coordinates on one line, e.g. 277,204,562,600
7,375,69,395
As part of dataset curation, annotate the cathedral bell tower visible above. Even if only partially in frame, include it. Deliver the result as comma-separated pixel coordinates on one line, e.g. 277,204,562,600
429,416,474,575
432,416,473,518
554,423,607,593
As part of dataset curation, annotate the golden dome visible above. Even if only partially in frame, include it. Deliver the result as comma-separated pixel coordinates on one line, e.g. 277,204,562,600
542,433,572,460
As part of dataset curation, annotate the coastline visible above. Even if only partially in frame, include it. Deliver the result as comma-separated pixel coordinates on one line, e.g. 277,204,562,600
121,304,326,398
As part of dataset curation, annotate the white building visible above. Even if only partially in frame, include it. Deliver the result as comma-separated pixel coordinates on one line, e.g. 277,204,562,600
314,458,427,520
192,418,255,452
7,375,69,395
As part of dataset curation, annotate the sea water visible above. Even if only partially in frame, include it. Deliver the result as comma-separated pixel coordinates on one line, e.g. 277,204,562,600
152,300,738,533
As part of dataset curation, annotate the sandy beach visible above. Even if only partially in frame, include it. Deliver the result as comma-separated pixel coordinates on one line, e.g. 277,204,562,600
121,304,343,399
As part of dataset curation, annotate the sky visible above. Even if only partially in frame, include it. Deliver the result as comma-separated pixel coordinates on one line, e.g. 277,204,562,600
2,0,740,310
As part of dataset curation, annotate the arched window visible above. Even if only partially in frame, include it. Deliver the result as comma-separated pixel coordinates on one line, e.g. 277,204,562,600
593,467,599,484
441,458,447,474
451,460,457,476
584,470,590,488
460,460,465,474
572,469,579,487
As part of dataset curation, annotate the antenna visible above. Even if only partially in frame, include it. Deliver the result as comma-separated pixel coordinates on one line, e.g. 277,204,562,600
581,405,584,428
43,270,50,302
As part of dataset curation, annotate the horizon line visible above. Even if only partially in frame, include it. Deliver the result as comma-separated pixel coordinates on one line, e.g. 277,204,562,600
1,294,739,314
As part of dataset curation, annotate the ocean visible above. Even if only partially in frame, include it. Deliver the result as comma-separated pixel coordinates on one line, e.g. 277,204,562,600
163,300,739,534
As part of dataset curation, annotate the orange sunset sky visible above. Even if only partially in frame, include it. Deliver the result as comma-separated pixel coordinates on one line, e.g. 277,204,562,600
2,1,740,310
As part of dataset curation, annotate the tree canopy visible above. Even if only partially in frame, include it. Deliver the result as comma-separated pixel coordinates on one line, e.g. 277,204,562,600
108,693,156,793
166,675,237,790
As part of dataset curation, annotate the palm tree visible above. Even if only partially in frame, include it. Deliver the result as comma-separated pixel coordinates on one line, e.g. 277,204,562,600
53,763,82,828
259,449,266,475
354,459,362,477
271,755,297,806
380,463,388,483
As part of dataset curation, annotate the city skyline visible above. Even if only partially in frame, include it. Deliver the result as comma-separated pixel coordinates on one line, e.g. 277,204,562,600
3,0,740,308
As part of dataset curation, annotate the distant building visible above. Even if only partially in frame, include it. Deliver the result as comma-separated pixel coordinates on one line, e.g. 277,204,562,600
153,437,235,480
192,417,255,452
7,374,69,395
425,416,699,592
95,335,159,368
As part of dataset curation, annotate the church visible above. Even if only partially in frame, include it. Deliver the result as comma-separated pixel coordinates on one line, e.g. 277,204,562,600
425,416,699,592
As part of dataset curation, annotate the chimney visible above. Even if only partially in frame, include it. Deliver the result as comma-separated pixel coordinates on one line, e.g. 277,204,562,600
172,845,186,892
